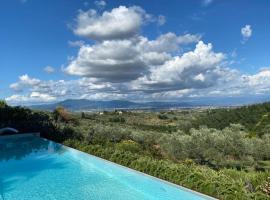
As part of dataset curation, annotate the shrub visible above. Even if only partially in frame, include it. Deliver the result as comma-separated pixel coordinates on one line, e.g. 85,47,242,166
109,116,126,123
158,114,169,120
53,107,73,123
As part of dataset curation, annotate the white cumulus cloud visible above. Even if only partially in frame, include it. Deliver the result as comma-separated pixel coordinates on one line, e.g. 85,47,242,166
10,74,41,92
5,92,56,104
73,6,151,40
132,41,226,92
64,33,200,83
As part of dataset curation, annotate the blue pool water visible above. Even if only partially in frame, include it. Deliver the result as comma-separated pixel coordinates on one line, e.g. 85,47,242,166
0,135,215,200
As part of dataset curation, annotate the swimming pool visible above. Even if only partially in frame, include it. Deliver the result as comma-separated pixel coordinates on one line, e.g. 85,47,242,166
0,135,216,200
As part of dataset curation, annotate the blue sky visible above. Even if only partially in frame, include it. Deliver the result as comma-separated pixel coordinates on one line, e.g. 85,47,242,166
1,0,270,105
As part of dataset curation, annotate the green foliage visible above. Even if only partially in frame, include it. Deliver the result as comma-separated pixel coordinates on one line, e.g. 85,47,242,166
109,116,126,123
2,101,270,199
133,123,177,133
193,102,270,136
81,112,86,119
158,124,270,169
116,140,142,153
0,104,82,142
0,100,7,108
85,124,130,144
0,105,55,136
158,114,169,120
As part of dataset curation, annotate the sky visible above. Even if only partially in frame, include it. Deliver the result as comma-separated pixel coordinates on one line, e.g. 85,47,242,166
1,0,270,105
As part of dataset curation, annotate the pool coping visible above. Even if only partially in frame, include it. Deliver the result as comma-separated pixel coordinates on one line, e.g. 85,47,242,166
0,132,40,139
40,137,218,200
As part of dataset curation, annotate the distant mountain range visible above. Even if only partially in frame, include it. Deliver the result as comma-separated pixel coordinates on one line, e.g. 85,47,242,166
29,99,199,111
28,95,270,112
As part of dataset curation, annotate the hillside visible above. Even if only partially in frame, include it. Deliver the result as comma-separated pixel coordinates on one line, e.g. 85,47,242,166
1,100,270,199
194,101,270,135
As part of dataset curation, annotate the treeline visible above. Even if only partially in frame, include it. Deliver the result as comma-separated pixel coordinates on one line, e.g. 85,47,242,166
194,102,270,136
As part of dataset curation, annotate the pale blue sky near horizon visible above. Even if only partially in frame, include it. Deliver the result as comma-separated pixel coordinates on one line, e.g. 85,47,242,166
1,0,270,105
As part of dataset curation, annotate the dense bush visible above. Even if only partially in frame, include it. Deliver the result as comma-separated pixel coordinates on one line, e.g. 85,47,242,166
158,114,169,120
0,103,81,142
109,116,126,123
85,124,130,144
116,140,142,153
159,124,270,168
0,104,55,136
